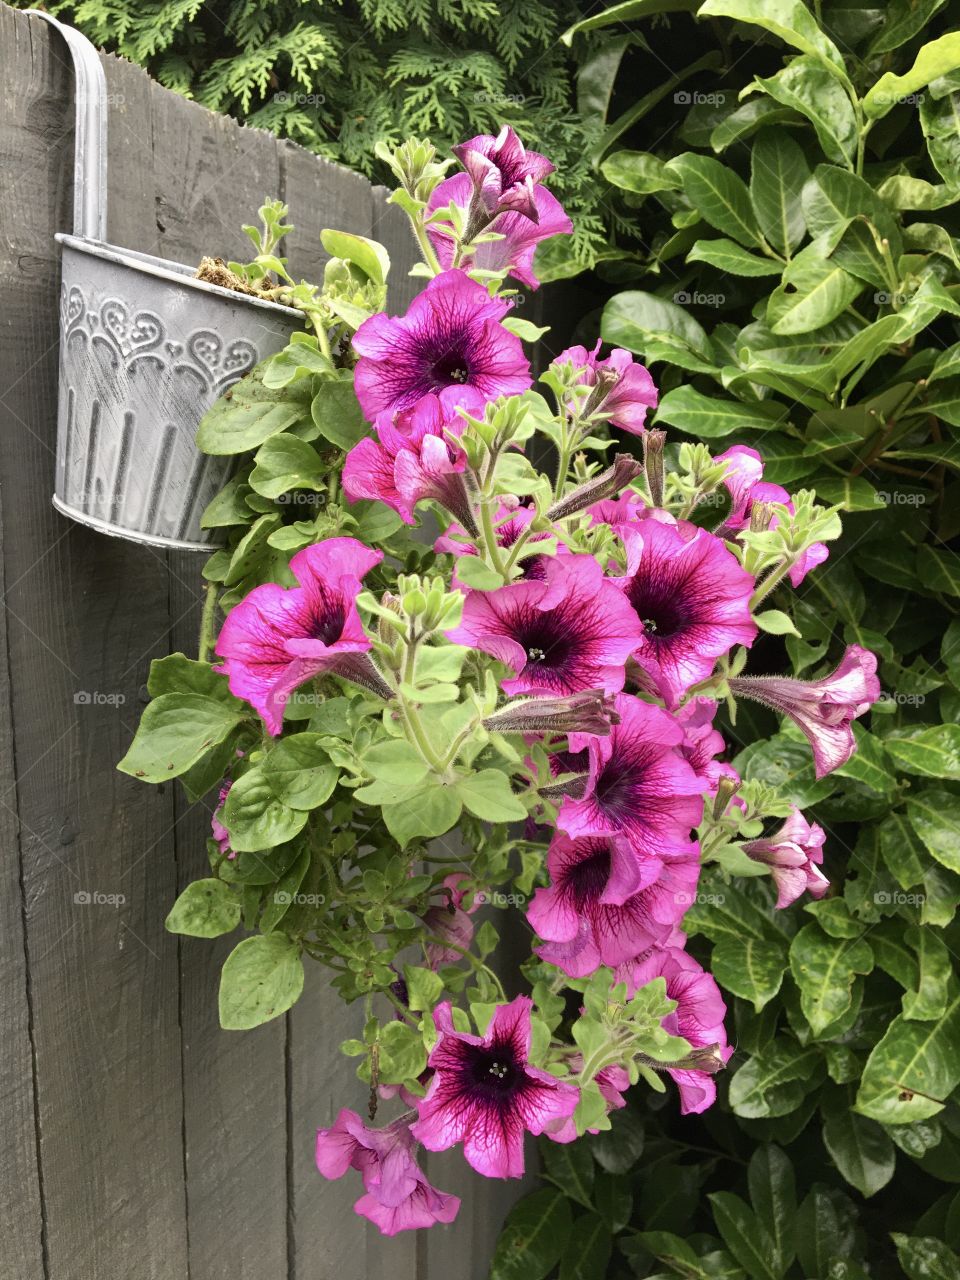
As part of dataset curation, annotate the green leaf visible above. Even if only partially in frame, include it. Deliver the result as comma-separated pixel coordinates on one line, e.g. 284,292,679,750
789,924,874,1036
362,738,431,786
197,363,313,455
219,933,304,1029
712,98,798,152
602,290,716,373
856,990,960,1123
489,1189,573,1280
689,237,783,275
558,1214,612,1280
402,964,443,1013
751,57,858,168
750,130,808,256
588,1107,645,1174
655,385,789,437
729,1041,823,1118
118,693,248,783
748,1144,797,1274
767,237,862,335
699,0,849,80
259,845,310,933
310,376,369,450
165,879,241,938
754,609,801,638
870,0,949,55
601,149,682,194
223,767,309,852
561,0,697,42
796,1187,849,1278
907,789,960,872
708,1190,780,1280
886,726,960,780
920,90,960,186
712,936,787,1011
320,229,389,284
917,545,960,598
878,175,959,211
865,34,960,118
903,925,951,1021
822,1093,896,1196
147,653,240,704
834,725,895,793
892,1233,960,1280
667,153,763,248
249,434,325,498
380,782,462,846
261,733,338,809
456,769,527,821
878,810,928,890
541,1139,595,1210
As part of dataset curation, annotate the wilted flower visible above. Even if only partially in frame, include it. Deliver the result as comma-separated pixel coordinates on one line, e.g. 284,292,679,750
619,947,732,1115
423,873,480,967
616,519,757,707
553,341,658,436
412,996,579,1178
352,269,531,421
215,538,390,735
729,644,880,778
446,554,644,697
315,1109,460,1235
559,694,704,861
528,832,698,976
675,698,738,794
547,455,644,522
741,806,828,908
483,689,620,736
210,781,234,858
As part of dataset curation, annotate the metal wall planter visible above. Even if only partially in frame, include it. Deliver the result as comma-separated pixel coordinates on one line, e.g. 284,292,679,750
31,11,302,551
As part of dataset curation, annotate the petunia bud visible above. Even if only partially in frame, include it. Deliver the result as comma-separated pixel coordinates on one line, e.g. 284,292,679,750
712,774,739,820
483,689,620,736
642,429,666,508
547,454,644,521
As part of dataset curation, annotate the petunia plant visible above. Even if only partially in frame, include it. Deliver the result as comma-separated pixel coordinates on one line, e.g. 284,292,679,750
119,126,880,1236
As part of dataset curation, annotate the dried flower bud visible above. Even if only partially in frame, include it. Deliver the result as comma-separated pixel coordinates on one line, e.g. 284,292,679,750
642,429,666,508
547,454,644,521
483,689,620,735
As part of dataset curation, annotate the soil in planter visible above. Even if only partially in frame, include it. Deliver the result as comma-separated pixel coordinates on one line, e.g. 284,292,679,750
194,256,276,299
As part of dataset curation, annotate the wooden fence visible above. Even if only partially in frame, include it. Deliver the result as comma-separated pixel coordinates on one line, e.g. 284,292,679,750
0,5,528,1275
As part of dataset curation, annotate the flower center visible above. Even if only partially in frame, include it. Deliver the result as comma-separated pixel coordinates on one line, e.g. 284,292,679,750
511,608,574,679
528,646,547,661
431,350,471,386
309,591,346,645
564,843,612,908
626,577,689,640
469,1046,519,1098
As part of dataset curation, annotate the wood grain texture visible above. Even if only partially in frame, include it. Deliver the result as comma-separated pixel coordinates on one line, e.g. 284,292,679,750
372,190,421,314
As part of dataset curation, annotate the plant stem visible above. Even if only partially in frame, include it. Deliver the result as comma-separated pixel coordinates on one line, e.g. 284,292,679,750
410,214,443,275
424,936,507,1000
198,581,219,662
480,497,510,579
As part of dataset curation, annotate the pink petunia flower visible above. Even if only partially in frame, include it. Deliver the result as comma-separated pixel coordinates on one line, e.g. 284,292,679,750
615,519,758,707
618,947,732,1115
428,173,572,290
315,1109,460,1236
423,873,481,967
352,270,531,421
215,537,387,736
452,126,555,219
554,341,658,436
445,554,644,697
741,807,828,908
559,694,704,861
528,832,698,977
435,499,551,580
542,1059,630,1144
343,390,479,528
411,996,579,1178
729,644,880,778
210,781,234,858
715,445,829,587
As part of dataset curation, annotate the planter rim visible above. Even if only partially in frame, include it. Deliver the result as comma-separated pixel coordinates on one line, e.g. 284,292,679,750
52,495,221,553
56,234,304,320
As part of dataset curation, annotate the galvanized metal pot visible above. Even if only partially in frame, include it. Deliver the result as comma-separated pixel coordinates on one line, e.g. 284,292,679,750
31,12,303,551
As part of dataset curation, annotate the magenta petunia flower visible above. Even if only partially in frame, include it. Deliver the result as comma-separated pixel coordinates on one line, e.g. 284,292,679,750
730,644,880,778
428,173,572,290
741,807,828,908
559,694,704,860
615,519,758,707
446,554,644,697
343,389,479,527
619,947,732,1115
554,341,658,436
528,832,698,976
715,445,829,587
315,1109,460,1236
542,1059,630,1144
675,697,738,794
210,781,234,858
423,873,480,967
215,537,387,736
351,270,531,421
411,996,579,1178
452,126,555,218
588,492,646,529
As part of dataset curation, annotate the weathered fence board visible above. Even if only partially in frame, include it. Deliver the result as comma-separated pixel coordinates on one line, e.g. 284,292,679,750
0,5,521,1277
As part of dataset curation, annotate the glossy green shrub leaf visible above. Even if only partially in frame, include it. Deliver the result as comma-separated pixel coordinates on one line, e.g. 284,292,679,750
489,1189,573,1280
